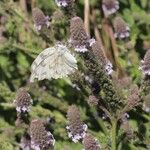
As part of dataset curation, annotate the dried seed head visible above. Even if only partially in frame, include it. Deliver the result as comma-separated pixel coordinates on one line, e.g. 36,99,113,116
70,17,90,52
143,94,150,113
13,88,33,113
91,41,113,75
127,85,140,108
32,8,50,31
87,95,99,106
83,133,100,150
55,0,75,7
102,0,119,17
140,50,150,76
66,105,87,143
113,17,130,39
30,119,55,150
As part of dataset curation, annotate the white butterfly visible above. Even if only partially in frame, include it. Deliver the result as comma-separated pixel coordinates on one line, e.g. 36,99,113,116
30,43,78,82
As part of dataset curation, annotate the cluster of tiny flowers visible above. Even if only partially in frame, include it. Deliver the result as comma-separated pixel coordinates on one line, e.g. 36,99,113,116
113,16,130,39
70,16,93,52
102,0,119,17
55,0,74,7
143,94,150,113
30,119,55,150
127,85,140,108
66,105,88,143
83,133,100,150
32,8,50,31
87,95,99,106
91,41,113,75
13,88,33,113
139,50,150,76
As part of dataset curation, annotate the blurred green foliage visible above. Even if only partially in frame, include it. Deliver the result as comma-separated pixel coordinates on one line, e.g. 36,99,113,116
0,0,150,149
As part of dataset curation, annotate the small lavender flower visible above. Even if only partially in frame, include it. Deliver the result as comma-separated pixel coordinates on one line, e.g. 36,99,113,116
13,88,33,113
70,17,93,52
113,17,130,39
91,41,113,75
66,105,88,143
30,119,55,150
102,0,119,17
55,0,74,7
140,50,150,76
143,94,150,113
83,133,100,150
32,8,50,31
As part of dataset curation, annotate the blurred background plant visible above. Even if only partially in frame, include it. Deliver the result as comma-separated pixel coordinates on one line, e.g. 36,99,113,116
0,0,150,149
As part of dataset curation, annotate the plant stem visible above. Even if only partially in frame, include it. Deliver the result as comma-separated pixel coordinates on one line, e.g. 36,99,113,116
91,107,108,135
111,118,117,150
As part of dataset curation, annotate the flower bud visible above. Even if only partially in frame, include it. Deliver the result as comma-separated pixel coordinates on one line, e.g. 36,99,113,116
113,16,130,39
32,8,50,31
87,95,99,106
83,133,100,150
70,17,91,52
91,41,113,75
102,0,119,17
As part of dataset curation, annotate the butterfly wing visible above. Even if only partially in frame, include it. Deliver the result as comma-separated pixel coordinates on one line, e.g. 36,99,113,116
30,47,55,82
30,46,77,82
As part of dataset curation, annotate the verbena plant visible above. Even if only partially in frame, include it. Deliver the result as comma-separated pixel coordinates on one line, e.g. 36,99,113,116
0,0,150,150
